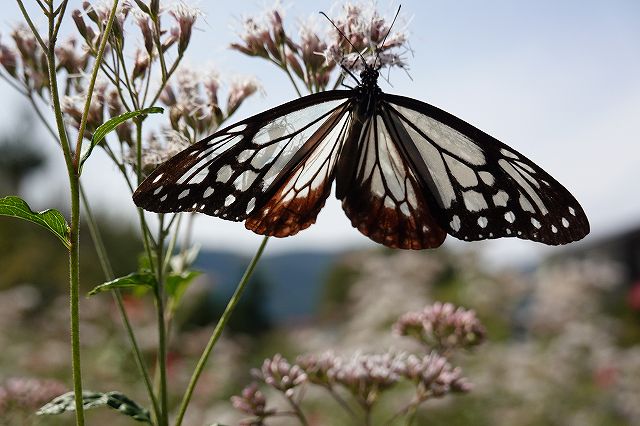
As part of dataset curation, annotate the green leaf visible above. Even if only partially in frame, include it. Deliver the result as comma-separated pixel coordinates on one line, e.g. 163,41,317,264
37,391,152,423
88,271,156,296
133,0,151,15
166,270,202,307
0,196,71,250
79,106,163,172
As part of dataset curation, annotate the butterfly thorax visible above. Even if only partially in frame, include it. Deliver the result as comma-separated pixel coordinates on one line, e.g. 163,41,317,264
354,66,382,116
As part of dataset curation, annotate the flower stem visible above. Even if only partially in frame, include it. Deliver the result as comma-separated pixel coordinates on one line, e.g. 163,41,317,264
155,215,169,426
79,184,161,422
73,0,120,171
174,236,270,426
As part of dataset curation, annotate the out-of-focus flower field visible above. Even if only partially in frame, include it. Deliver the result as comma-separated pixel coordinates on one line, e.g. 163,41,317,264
1,235,638,425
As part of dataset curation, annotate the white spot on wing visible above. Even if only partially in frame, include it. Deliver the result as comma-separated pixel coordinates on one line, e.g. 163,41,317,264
224,194,236,206
450,215,461,232
153,186,163,195
444,154,478,188
505,211,515,223
216,165,233,183
479,171,495,186
178,189,190,199
500,148,518,159
562,217,569,227
203,187,214,198
160,194,167,202
237,150,253,163
152,173,163,183
463,190,488,212
492,190,509,207
531,218,541,229
246,197,256,214
519,193,535,213
551,225,558,233
400,202,410,216
569,207,576,216
478,216,488,228
233,170,258,190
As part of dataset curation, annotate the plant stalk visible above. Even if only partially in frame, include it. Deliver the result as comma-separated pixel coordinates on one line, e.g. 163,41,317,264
173,236,270,426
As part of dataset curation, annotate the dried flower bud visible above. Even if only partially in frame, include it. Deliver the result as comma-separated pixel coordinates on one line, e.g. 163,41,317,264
231,18,270,58
227,77,259,116
296,351,338,385
107,90,133,145
394,303,486,352
11,25,37,66
169,2,202,55
329,352,405,405
231,382,275,419
401,353,472,398
137,15,154,54
0,42,17,77
83,1,100,25
159,85,176,107
251,354,307,396
132,49,150,81
72,9,88,40
55,38,86,74
162,27,179,52
286,52,304,80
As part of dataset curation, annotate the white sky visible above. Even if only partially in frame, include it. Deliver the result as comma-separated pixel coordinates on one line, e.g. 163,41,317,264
2,1,640,266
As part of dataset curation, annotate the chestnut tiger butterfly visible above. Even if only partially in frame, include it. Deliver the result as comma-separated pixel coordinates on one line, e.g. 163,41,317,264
133,10,589,250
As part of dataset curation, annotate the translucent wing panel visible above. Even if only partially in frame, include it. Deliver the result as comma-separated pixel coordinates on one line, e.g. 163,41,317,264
133,92,352,222
383,94,589,245
337,115,447,249
246,110,352,237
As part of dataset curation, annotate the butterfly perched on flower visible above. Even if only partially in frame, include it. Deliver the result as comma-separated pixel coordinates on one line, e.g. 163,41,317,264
133,9,589,250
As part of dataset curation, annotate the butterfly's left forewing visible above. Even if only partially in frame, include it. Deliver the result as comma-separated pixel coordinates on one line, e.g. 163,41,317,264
381,94,590,245
133,91,353,233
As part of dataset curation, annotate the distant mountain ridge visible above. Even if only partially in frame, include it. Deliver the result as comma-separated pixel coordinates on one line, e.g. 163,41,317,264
195,249,341,323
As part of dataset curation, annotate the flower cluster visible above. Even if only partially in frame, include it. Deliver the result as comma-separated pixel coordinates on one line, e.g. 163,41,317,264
233,302,482,423
0,25,50,96
394,302,486,353
231,2,410,94
160,66,259,139
231,382,275,425
251,353,307,397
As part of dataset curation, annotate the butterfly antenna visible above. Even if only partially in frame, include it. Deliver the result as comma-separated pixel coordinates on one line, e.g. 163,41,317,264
320,11,368,67
375,5,402,69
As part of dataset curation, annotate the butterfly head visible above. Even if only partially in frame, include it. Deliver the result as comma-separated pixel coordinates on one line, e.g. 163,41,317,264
360,66,379,88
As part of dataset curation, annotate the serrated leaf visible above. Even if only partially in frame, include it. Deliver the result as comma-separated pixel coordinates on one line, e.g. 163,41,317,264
0,196,71,250
166,270,202,308
37,391,152,423
88,271,156,296
79,107,163,172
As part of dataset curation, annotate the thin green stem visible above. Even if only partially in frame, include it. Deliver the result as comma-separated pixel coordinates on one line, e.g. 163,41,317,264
155,215,169,426
38,3,83,423
285,394,309,426
152,16,168,83
73,0,120,171
79,183,162,423
173,236,270,426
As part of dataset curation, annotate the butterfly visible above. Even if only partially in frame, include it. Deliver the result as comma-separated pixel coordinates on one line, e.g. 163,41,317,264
133,23,589,250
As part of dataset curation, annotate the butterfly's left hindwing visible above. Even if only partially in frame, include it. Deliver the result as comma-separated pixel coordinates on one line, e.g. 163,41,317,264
381,94,590,245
